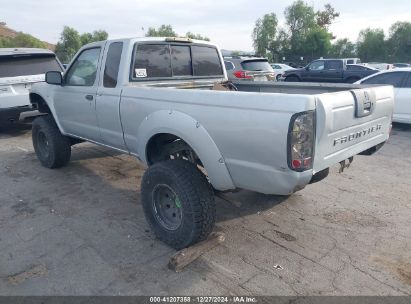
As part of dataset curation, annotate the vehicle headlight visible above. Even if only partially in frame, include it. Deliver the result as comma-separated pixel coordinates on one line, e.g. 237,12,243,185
288,111,316,171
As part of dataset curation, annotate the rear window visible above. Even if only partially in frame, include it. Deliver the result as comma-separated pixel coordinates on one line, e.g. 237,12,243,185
134,44,171,78
132,43,223,80
241,60,272,71
192,46,223,76
171,45,192,76
0,55,62,78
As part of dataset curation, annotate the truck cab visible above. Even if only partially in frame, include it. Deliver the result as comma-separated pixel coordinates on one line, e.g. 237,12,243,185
283,58,378,84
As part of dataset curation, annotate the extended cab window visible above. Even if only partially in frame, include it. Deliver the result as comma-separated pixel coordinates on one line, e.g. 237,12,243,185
325,60,342,70
103,42,123,88
134,44,171,78
192,46,223,76
66,48,101,86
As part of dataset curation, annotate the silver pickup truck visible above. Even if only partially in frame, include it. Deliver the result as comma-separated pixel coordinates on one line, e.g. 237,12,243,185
29,37,393,249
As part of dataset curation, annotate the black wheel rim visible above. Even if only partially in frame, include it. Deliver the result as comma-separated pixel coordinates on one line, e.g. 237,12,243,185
37,131,50,159
152,184,183,231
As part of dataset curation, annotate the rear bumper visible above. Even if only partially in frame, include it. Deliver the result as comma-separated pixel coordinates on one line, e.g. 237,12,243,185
0,106,32,123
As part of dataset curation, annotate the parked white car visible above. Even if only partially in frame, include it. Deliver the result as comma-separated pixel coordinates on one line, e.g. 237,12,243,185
270,63,295,80
356,69,411,123
0,48,63,124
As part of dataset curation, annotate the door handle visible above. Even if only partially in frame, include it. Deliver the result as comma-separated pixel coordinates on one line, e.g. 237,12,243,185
85,95,94,101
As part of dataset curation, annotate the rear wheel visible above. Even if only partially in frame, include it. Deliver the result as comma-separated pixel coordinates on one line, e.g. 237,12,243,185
32,115,71,169
141,160,216,250
285,76,300,82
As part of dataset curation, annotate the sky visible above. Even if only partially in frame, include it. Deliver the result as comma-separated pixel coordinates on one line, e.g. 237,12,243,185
2,0,411,51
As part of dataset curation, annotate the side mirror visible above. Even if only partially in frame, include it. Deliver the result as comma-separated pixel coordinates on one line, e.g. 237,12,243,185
46,71,63,85
305,66,310,71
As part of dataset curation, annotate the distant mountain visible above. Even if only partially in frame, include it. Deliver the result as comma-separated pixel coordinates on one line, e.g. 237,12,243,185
0,22,55,50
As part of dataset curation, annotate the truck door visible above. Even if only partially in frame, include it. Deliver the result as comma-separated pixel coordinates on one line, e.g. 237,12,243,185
322,60,343,82
53,45,104,141
304,60,325,82
95,41,127,150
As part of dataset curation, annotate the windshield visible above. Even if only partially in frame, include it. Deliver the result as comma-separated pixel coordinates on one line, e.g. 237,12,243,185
241,60,273,71
0,55,62,78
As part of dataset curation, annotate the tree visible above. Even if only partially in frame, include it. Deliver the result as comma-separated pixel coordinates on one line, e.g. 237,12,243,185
145,24,177,37
55,27,109,63
330,38,356,58
252,13,278,60
280,1,338,60
55,27,81,63
185,32,210,41
284,0,316,55
387,22,411,62
316,4,340,29
145,25,210,41
80,30,108,45
357,28,387,62
302,26,332,58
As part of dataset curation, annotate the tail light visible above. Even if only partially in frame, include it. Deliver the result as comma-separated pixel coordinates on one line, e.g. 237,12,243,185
288,111,316,171
233,70,253,79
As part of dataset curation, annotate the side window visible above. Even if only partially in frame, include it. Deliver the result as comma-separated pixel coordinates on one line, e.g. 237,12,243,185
362,72,405,88
133,44,171,78
224,61,234,71
103,42,123,88
66,48,101,86
192,46,223,76
171,45,192,76
404,73,411,88
325,60,342,70
309,60,325,71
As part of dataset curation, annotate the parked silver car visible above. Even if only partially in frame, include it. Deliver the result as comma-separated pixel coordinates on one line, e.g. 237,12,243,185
0,48,63,124
224,56,276,81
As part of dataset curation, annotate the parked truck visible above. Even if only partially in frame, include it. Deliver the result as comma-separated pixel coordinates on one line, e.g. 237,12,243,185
283,58,378,83
29,37,393,249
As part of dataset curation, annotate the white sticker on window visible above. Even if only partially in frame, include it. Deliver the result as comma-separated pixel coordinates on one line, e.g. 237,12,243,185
135,68,147,78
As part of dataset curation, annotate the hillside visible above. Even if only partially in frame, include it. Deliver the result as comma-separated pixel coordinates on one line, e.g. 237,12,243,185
0,22,55,50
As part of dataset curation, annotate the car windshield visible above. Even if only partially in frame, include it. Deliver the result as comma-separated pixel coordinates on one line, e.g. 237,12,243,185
241,60,272,71
0,55,62,78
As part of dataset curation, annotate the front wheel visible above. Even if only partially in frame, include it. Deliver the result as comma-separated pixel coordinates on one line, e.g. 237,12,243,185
141,160,216,250
32,115,71,169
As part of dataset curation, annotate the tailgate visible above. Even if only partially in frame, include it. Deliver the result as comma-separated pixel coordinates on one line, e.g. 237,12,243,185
313,85,393,173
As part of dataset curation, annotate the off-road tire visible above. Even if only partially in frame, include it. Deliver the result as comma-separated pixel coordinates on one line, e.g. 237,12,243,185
285,76,300,82
32,115,71,169
141,160,216,250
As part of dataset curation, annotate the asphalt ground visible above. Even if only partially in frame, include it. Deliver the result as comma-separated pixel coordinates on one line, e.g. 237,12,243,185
0,122,410,296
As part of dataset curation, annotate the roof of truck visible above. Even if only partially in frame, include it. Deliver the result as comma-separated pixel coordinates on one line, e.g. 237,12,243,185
83,37,218,48
0,48,55,56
